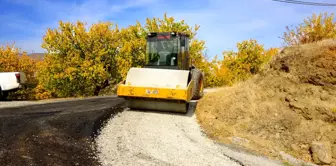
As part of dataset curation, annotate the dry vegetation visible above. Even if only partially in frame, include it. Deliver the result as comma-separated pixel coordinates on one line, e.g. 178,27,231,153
196,39,336,165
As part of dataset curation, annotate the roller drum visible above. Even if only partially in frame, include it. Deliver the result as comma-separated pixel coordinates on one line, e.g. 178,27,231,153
125,98,189,113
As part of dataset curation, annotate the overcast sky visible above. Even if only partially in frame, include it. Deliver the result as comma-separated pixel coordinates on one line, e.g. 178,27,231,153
1,0,336,59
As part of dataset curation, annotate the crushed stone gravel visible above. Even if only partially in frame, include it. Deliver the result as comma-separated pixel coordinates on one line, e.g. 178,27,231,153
94,101,283,166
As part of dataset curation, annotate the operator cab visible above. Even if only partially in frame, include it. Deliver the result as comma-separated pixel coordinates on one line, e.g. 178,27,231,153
145,32,190,70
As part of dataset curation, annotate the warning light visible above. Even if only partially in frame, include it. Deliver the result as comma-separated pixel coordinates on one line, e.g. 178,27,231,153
157,35,170,39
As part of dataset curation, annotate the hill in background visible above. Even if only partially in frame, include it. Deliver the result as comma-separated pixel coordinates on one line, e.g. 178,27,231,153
28,53,44,61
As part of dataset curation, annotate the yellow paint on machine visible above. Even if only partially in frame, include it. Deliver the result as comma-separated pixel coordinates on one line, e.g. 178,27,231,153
117,80,194,102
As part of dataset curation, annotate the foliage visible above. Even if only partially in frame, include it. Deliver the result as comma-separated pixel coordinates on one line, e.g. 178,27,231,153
202,55,234,87
0,44,36,78
40,21,121,97
32,84,53,100
282,12,336,46
218,39,279,85
0,44,39,100
203,40,279,88
144,13,200,38
116,22,147,79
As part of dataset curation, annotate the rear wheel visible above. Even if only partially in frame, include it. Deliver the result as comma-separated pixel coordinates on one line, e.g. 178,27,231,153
0,88,8,101
191,68,204,100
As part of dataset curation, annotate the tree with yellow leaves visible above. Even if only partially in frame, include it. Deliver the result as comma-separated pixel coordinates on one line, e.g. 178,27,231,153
202,55,234,87
116,22,147,79
40,21,121,97
0,43,38,99
282,12,336,46
220,39,279,84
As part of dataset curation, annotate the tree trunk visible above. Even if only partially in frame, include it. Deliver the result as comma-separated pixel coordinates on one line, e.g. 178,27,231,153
93,80,110,96
93,87,101,96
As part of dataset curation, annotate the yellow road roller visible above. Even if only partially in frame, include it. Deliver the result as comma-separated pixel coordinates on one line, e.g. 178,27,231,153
117,32,204,113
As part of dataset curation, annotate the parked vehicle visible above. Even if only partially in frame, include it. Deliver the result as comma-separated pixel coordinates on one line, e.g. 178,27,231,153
0,72,27,100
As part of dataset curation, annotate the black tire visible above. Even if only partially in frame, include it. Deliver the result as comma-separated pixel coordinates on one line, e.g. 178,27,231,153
191,68,204,100
0,88,8,101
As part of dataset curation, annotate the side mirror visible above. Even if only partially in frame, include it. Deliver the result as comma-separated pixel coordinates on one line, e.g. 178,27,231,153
171,57,176,66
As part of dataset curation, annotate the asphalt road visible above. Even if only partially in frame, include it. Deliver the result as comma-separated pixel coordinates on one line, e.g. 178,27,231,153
0,96,124,166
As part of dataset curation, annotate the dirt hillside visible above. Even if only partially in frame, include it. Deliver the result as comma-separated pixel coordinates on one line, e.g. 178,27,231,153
196,39,336,165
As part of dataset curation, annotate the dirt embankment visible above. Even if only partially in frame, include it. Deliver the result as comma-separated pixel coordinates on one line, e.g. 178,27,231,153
0,97,124,166
196,40,336,165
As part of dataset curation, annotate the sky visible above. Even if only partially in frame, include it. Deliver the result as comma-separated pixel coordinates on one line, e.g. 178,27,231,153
0,0,336,59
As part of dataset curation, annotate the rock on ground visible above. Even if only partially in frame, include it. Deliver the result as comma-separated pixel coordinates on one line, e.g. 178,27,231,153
311,141,332,164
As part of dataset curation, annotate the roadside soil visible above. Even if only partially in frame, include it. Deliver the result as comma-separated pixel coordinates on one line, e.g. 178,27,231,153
196,39,336,165
0,96,124,166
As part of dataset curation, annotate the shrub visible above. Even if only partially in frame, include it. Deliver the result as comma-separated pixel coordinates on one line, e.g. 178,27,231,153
219,40,278,85
282,12,336,46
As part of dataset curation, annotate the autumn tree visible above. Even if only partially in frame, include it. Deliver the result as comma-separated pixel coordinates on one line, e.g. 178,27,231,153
201,55,234,87
116,22,147,79
282,12,336,46
0,43,36,81
0,43,38,99
220,39,278,84
40,21,121,97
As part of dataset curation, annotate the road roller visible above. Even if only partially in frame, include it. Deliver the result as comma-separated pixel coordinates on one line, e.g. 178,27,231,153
117,32,204,113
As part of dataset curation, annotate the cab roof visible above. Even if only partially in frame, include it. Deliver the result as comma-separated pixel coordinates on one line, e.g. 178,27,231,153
146,32,190,38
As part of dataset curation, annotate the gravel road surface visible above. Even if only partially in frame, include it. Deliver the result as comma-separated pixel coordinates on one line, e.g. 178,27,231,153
95,101,283,166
